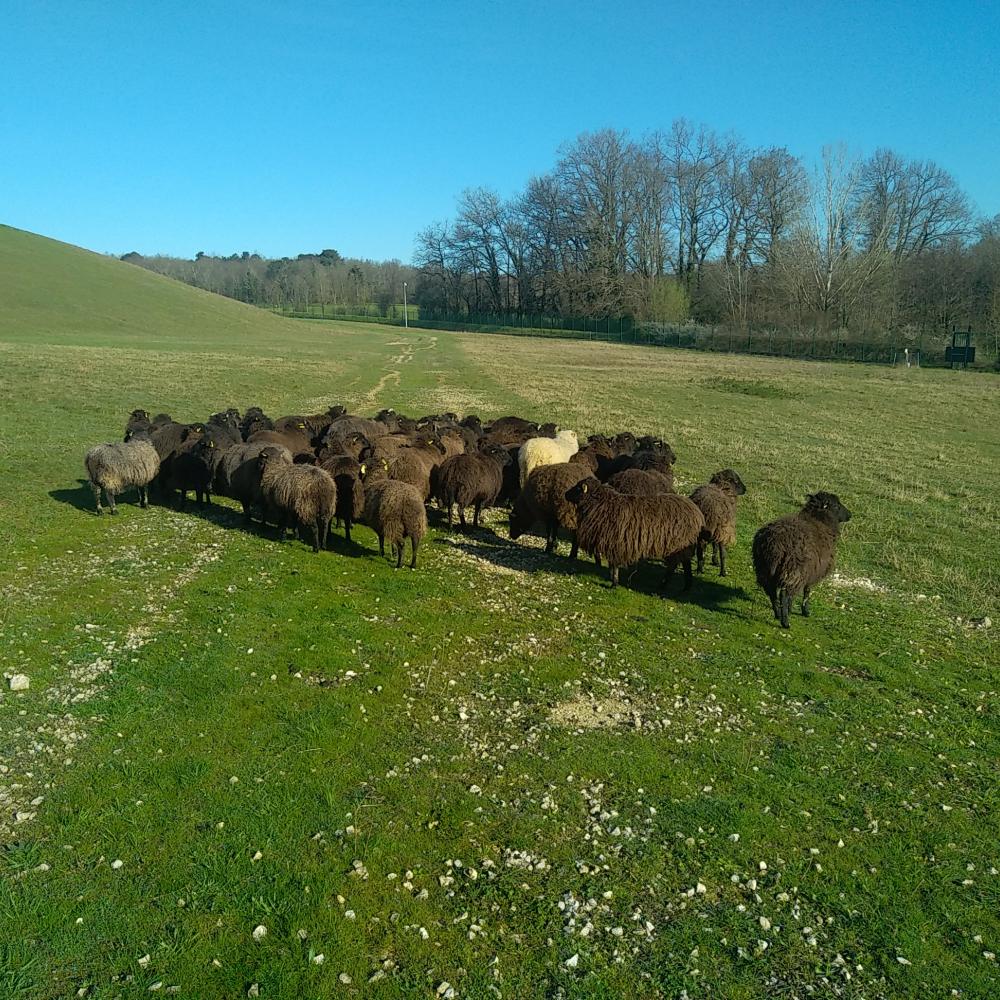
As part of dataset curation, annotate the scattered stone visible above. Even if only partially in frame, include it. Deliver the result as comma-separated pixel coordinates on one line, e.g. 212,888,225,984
8,674,30,691
252,925,267,942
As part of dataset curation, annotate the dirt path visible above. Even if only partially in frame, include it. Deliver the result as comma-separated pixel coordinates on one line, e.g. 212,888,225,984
360,335,437,406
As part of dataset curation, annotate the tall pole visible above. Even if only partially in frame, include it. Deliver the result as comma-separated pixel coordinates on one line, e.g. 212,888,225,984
403,282,408,329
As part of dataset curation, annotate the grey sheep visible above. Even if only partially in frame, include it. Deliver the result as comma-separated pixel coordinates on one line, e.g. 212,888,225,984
363,479,427,569
565,477,705,589
509,461,591,557
752,492,852,629
84,433,160,515
259,447,337,552
689,469,747,577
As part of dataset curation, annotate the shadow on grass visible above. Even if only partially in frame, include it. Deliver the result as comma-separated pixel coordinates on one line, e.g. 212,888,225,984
48,480,99,513
433,527,753,613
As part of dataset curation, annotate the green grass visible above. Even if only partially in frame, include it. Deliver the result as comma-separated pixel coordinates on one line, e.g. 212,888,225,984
1,224,999,998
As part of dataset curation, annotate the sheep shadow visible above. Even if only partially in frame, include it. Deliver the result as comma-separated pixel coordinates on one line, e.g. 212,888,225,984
180,499,373,556
49,480,99,513
434,528,753,613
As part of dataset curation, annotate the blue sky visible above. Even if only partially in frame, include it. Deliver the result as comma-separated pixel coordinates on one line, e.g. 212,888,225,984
2,1,998,262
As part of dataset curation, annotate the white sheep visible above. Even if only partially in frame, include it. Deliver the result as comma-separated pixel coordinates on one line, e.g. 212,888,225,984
518,429,579,487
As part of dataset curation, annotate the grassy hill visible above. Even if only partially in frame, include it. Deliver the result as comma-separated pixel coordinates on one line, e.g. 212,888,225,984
0,227,998,999
0,225,316,351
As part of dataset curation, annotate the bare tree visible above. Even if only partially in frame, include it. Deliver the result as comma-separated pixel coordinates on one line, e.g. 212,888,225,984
856,149,972,260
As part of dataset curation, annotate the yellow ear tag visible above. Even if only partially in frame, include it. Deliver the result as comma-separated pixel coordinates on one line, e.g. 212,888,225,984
360,464,367,475
582,483,588,493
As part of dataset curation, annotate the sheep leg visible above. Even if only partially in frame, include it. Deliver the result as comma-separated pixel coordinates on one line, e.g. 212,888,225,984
446,503,453,528
395,542,404,569
718,544,727,577
344,517,352,544
801,586,811,617
473,502,482,529
594,553,602,568
105,488,117,515
378,533,385,557
609,565,619,588
568,533,578,560
410,536,419,569
139,485,149,509
682,557,694,591
458,506,467,531
766,587,781,622
779,590,791,629
710,542,719,567
91,482,103,515
696,540,706,574
310,520,321,553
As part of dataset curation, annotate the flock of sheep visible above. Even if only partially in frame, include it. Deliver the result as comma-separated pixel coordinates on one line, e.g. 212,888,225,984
83,405,852,629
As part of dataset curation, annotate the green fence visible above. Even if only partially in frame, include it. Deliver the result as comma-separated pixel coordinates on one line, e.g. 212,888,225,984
271,305,994,370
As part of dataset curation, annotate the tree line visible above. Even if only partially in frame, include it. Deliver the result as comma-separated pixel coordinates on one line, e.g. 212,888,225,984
413,123,1000,352
121,248,417,317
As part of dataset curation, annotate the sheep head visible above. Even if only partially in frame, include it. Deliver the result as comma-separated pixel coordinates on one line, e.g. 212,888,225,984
804,492,851,524
564,477,600,506
482,444,513,466
711,469,747,496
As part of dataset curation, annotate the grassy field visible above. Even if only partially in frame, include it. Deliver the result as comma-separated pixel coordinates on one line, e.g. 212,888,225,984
1,224,999,999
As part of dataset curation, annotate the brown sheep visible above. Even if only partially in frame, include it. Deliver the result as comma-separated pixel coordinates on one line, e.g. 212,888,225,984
216,440,292,520
752,492,852,629
325,415,389,444
606,468,675,496
259,447,337,552
319,454,366,543
689,469,747,577
364,479,427,569
433,444,512,530
565,477,705,589
509,461,591,557
249,427,313,455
